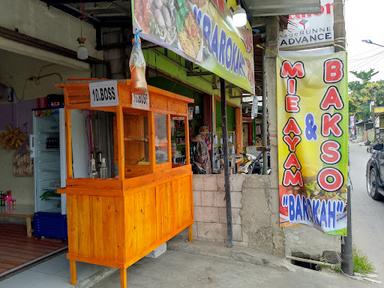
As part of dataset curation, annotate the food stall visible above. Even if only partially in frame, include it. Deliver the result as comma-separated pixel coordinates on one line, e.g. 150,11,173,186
58,79,194,288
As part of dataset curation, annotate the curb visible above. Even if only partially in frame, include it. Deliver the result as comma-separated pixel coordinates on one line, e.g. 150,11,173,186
76,267,117,288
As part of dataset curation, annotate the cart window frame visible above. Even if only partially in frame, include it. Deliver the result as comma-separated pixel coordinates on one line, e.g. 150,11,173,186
154,112,171,166
66,108,118,180
171,115,188,168
122,108,152,179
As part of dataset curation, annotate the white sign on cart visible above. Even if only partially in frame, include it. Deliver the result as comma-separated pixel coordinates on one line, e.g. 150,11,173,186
89,80,119,107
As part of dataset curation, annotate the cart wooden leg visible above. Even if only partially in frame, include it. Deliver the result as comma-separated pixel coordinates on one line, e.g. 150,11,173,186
69,260,77,285
25,216,32,238
120,267,127,288
188,225,193,242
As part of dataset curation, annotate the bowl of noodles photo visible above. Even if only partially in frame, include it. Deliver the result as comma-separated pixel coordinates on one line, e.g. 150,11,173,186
177,11,203,61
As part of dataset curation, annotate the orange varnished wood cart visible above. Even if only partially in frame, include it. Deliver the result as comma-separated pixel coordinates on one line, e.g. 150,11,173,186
58,79,194,288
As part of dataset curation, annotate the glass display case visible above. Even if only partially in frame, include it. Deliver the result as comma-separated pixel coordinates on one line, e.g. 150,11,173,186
124,110,150,178
155,113,168,164
171,116,187,167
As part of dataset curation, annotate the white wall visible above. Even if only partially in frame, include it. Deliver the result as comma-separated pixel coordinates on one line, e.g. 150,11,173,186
0,150,34,205
0,49,89,101
0,0,102,60
0,49,90,207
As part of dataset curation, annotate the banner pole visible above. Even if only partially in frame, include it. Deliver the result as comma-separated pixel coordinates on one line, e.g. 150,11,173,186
220,78,233,248
334,0,353,275
341,185,353,275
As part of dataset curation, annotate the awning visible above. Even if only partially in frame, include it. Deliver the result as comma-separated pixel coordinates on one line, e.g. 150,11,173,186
244,0,321,17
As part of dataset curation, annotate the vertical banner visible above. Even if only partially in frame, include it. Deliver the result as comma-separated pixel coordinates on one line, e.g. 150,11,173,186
277,51,348,235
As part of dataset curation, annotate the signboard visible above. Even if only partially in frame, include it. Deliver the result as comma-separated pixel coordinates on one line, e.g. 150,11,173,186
251,95,258,119
373,106,384,114
89,80,119,107
132,92,150,110
277,51,348,235
279,0,334,49
132,0,255,94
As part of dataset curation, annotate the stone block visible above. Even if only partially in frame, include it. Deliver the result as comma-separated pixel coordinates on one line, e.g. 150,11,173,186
230,174,245,192
233,224,243,241
192,175,204,191
197,222,226,241
231,192,242,208
194,207,219,223
217,175,225,191
243,175,269,189
215,192,226,208
215,192,242,209
193,191,201,207
217,175,245,192
146,243,167,258
218,208,241,225
204,175,218,191
192,223,198,239
201,191,215,207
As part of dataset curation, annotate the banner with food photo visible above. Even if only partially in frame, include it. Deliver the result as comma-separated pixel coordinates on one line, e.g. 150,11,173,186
276,51,348,236
132,0,255,94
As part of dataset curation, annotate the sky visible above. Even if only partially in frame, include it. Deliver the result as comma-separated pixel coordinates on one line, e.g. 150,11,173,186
346,0,384,81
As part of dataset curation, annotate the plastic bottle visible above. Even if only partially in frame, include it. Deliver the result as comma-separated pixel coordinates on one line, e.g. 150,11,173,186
129,30,148,95
89,154,98,178
99,158,108,179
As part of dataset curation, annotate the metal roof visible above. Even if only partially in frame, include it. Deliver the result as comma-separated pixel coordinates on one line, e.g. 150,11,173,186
243,0,321,17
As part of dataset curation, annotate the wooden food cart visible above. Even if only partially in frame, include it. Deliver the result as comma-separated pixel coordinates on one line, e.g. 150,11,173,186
59,79,194,288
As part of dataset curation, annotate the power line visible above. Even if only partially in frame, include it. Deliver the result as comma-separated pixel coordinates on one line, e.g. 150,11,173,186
349,50,384,67
350,53,384,71
348,46,384,59
349,50,384,61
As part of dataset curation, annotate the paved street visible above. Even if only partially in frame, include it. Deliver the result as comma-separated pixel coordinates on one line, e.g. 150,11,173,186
91,239,378,288
350,142,384,281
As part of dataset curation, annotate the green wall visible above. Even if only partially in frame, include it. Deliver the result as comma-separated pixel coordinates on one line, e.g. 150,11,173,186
148,76,236,137
215,101,236,132
143,48,241,107
148,76,204,136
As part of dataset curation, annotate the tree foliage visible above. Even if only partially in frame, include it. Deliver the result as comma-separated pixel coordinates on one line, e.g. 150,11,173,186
349,69,383,121
350,69,378,83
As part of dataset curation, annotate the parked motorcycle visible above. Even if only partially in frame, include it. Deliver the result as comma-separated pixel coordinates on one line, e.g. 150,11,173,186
238,153,257,174
238,152,271,175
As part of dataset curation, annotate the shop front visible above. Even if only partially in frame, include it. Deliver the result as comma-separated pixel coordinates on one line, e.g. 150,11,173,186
0,1,101,276
53,0,261,286
1,0,336,285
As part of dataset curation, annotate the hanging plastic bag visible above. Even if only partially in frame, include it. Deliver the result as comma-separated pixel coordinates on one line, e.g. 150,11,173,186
129,30,148,94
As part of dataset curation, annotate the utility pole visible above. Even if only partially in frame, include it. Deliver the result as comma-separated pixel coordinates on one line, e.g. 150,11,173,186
220,78,233,248
334,0,353,276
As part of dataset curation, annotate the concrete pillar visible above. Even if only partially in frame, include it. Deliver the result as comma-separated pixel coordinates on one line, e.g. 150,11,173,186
264,16,285,256
334,0,346,52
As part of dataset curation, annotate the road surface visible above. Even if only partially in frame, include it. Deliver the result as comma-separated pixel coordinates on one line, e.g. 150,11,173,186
350,142,384,281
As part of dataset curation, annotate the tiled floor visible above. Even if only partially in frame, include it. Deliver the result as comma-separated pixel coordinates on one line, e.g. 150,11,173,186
0,253,104,288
